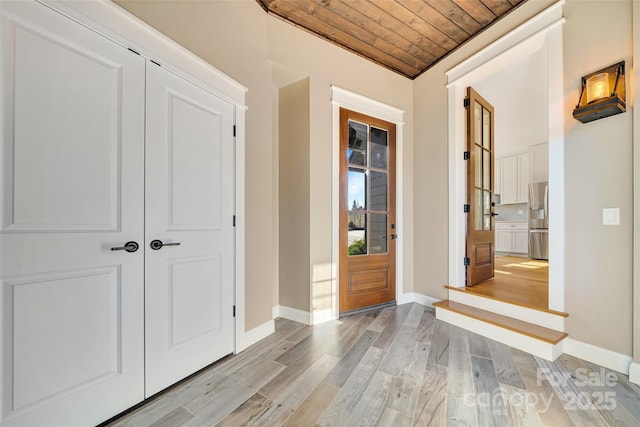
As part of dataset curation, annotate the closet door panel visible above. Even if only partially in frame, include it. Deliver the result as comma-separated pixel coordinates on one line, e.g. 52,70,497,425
145,64,235,397
0,2,145,426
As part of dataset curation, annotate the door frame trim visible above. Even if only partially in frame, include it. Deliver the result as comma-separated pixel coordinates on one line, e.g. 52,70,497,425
445,1,565,311
331,86,405,321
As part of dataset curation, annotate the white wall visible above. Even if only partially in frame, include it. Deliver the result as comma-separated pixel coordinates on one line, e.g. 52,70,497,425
562,0,633,355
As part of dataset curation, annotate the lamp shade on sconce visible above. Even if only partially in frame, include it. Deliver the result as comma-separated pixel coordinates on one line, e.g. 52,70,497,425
586,73,609,104
573,61,625,124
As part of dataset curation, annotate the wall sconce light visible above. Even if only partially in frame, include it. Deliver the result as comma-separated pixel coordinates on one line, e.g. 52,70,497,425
573,61,625,123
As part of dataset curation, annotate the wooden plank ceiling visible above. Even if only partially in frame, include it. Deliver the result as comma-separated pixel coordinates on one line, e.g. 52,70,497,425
256,0,525,79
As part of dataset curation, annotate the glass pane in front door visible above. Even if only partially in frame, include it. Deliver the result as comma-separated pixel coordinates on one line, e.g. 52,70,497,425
347,119,390,257
348,167,367,255
348,121,367,166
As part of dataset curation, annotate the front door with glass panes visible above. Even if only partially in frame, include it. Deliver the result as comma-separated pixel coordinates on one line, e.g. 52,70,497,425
465,87,496,286
339,108,396,313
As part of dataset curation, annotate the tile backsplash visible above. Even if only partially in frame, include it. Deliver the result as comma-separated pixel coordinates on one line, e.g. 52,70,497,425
495,203,528,222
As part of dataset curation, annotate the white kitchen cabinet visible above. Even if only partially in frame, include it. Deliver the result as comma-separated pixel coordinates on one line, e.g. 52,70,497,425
529,142,549,183
495,222,528,254
496,228,513,252
496,152,528,204
517,153,529,203
513,228,529,253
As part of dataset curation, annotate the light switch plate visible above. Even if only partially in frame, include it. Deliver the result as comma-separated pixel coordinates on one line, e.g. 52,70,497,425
603,208,620,225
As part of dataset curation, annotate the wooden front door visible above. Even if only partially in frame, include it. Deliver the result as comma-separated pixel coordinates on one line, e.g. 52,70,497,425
466,87,496,286
339,108,396,313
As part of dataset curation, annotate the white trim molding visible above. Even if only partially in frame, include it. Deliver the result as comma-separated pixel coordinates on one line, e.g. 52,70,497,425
397,292,440,308
312,308,334,325
330,86,405,320
276,306,312,325
447,1,564,85
562,338,633,376
44,0,247,104
273,305,334,326
235,320,275,353
629,362,640,386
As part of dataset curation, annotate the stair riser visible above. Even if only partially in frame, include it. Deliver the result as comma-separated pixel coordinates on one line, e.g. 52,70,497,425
436,307,564,361
448,289,565,331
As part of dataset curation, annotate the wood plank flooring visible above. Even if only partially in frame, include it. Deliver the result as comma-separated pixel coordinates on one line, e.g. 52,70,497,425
464,256,550,311
106,304,640,427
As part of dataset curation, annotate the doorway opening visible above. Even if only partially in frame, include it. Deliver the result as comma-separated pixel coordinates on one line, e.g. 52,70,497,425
447,3,565,313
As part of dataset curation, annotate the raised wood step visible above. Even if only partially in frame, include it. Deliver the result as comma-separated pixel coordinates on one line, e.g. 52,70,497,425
445,286,567,331
445,285,569,317
434,300,567,344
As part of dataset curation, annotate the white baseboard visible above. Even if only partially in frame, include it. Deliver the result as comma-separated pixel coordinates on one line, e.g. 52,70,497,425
562,338,633,375
629,361,640,385
397,292,440,307
311,308,335,324
275,305,311,325
412,292,441,308
236,319,275,353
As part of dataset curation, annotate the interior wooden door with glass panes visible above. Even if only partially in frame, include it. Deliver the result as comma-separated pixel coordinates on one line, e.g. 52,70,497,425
465,87,496,286
339,108,396,313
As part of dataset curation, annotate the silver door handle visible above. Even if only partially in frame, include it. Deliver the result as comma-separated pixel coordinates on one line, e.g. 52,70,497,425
111,241,139,253
150,239,181,250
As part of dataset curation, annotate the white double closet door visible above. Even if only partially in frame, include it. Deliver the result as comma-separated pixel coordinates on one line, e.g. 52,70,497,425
0,2,235,426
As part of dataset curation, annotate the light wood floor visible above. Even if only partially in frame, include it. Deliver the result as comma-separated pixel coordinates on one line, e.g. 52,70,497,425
466,256,550,311
106,304,640,427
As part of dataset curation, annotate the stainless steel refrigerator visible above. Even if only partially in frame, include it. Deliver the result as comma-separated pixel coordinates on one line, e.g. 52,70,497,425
528,181,548,260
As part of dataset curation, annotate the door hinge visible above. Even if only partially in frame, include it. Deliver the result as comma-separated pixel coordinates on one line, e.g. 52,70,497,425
463,98,470,108
233,305,236,317
463,204,470,213
233,215,236,227
464,257,471,266
233,125,236,137
463,151,470,160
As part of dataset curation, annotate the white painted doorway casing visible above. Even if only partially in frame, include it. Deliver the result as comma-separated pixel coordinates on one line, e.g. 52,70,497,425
446,1,566,313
